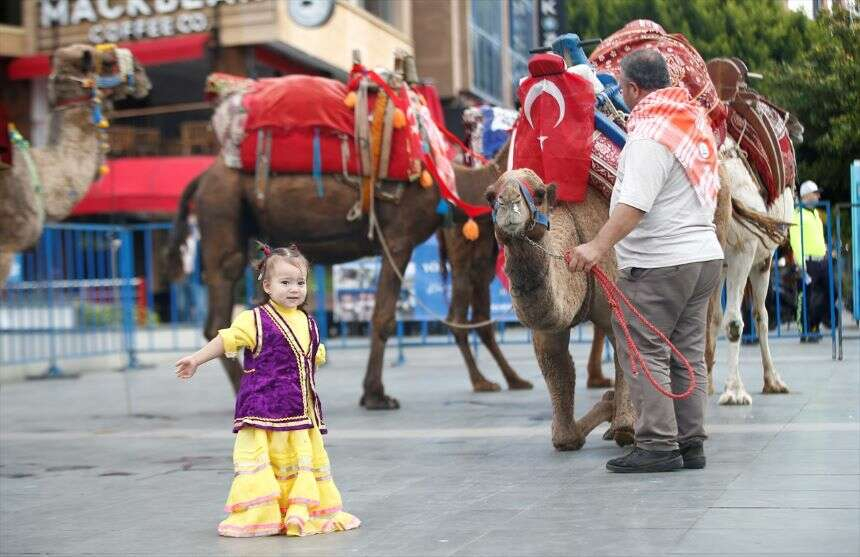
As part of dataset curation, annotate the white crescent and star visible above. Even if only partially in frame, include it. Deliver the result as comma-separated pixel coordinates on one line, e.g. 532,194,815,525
523,79,566,150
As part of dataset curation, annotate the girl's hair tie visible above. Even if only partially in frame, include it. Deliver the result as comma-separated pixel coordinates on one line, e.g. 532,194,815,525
256,240,272,258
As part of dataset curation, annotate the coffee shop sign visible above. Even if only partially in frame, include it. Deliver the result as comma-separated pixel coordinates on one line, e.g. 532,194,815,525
40,0,264,43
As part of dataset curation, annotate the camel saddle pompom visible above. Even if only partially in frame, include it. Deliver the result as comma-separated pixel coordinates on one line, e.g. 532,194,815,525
392,108,406,129
343,91,357,108
462,218,479,241
420,170,433,188
99,164,110,176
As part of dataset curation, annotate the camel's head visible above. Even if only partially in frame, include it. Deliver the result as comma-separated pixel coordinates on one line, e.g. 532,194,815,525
49,44,151,107
485,168,556,244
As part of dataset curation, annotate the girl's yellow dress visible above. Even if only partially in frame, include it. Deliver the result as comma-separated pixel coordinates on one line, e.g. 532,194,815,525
216,302,361,537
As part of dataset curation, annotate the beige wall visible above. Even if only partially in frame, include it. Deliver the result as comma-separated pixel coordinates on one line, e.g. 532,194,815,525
275,0,413,73
0,24,27,57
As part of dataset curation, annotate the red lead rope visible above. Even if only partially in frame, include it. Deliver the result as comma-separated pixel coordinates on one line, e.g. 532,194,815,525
587,265,697,400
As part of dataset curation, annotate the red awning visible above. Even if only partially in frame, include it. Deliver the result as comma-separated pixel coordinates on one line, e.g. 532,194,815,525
71,156,214,216
8,33,210,80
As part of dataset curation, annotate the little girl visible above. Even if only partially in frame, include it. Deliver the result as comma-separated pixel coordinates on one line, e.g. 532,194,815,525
175,244,361,537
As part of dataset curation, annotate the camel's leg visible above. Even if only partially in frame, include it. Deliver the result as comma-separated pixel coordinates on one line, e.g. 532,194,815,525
532,329,612,450
196,170,247,394
751,256,790,394
608,343,635,446
719,244,756,405
360,246,412,410
705,264,727,395
202,251,247,394
447,272,501,392
469,277,532,390
587,328,613,389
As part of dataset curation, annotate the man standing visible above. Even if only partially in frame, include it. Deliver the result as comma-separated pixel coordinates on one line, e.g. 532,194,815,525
566,50,723,473
790,180,829,342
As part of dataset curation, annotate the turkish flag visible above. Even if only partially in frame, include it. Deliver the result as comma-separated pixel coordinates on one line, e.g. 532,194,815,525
513,54,595,203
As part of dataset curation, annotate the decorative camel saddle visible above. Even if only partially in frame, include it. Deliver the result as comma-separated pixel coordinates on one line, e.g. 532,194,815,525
206,60,455,203
707,58,797,206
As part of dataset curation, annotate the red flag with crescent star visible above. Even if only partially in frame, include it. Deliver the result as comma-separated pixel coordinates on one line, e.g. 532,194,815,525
512,53,595,203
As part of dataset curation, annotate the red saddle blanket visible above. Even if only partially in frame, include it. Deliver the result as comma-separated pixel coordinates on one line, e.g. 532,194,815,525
590,19,727,143
727,93,796,206
238,75,419,179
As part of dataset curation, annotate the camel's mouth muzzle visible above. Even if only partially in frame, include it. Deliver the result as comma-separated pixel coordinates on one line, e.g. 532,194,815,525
490,181,550,242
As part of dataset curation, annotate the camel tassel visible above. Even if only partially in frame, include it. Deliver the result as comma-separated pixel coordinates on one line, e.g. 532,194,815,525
344,91,357,108
99,164,110,176
462,218,479,241
420,170,433,188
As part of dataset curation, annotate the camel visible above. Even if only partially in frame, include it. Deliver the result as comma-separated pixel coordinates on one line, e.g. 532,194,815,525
443,112,611,391
436,139,533,392
165,113,539,408
708,136,794,405
485,169,636,450
0,44,151,284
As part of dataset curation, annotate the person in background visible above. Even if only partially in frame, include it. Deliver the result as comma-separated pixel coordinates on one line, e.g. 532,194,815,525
790,180,830,343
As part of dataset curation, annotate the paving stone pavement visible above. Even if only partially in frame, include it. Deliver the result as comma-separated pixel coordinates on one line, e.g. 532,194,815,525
1,335,858,556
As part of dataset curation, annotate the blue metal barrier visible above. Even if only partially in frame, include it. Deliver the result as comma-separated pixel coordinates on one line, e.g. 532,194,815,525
10,208,844,374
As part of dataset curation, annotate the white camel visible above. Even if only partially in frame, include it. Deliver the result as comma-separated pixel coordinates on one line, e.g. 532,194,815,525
710,137,794,405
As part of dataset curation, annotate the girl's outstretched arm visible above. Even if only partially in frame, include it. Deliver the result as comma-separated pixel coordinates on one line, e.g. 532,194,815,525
175,336,226,379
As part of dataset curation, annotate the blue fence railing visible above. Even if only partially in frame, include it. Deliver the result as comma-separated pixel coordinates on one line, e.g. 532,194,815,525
1,202,850,374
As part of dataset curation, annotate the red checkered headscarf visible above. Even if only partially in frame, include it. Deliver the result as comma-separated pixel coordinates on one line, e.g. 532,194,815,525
626,87,720,209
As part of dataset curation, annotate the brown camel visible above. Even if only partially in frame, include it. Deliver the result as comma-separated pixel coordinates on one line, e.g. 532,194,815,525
485,168,635,450
0,45,150,283
438,138,612,391
166,128,536,407
486,167,733,450
436,139,533,392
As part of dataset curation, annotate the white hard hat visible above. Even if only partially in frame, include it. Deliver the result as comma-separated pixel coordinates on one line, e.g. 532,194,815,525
799,180,820,197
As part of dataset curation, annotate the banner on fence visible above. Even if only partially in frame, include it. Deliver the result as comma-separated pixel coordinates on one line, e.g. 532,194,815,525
332,235,514,322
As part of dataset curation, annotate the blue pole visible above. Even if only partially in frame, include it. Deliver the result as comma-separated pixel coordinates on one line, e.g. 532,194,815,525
119,229,139,369
394,320,405,366
44,229,60,376
774,251,782,337
835,205,845,360
314,265,328,342
824,201,837,359
798,203,810,338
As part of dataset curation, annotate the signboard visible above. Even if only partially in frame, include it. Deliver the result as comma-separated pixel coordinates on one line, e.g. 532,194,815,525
332,235,514,322
39,0,265,43
537,0,566,46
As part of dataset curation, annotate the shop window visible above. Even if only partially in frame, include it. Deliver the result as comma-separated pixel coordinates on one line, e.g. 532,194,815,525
508,0,535,104
359,0,401,30
0,2,22,26
469,0,503,104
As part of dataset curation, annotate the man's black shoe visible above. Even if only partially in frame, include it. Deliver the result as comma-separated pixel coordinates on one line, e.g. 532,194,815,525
800,335,822,344
679,441,706,469
606,447,683,473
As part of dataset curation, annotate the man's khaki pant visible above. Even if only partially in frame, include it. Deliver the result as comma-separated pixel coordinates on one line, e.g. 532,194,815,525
611,260,722,451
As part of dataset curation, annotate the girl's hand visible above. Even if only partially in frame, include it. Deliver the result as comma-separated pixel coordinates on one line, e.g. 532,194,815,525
175,356,198,379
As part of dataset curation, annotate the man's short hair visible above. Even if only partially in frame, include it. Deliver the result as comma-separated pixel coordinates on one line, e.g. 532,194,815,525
620,50,671,91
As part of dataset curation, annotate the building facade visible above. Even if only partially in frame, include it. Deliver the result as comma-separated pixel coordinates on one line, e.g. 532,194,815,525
2,1,540,156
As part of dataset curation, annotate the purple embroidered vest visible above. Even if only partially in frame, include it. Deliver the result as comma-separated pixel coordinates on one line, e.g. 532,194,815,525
232,304,325,434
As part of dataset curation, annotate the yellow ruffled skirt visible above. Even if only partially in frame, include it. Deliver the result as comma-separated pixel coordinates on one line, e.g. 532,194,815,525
217,425,361,537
